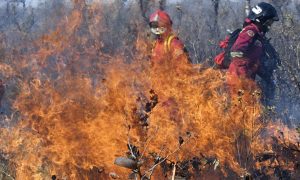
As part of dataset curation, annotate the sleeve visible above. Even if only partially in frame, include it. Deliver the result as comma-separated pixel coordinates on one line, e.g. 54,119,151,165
231,26,258,55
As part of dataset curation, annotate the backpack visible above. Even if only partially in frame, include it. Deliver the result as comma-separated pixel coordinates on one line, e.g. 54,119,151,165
214,28,242,69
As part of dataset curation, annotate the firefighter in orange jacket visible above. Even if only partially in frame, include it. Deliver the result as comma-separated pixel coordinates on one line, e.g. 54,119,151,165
149,10,189,65
148,10,189,123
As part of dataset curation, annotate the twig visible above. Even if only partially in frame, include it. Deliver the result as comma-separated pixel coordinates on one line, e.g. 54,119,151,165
124,121,144,178
125,120,137,159
0,169,15,180
235,133,242,166
142,136,192,179
128,136,137,159
140,126,159,159
171,162,177,180
297,43,300,68
280,132,300,153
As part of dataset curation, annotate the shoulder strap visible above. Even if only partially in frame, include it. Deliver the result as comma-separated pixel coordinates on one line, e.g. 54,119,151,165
164,34,176,53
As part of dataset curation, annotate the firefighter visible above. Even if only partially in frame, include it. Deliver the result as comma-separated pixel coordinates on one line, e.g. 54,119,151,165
149,10,189,65
227,2,279,97
148,10,189,124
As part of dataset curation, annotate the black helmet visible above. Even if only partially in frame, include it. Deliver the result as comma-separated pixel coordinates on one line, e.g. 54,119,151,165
248,2,279,24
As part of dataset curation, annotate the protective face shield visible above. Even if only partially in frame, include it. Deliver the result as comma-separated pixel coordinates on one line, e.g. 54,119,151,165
149,22,167,35
150,27,167,35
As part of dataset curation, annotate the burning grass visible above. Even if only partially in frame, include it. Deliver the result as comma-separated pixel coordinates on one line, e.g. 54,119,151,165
0,1,299,179
0,58,267,179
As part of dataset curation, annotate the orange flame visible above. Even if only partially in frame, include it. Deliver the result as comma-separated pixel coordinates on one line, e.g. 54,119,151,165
0,1,297,179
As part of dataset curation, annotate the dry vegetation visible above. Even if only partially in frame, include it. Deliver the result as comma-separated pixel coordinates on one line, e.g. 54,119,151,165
0,0,299,179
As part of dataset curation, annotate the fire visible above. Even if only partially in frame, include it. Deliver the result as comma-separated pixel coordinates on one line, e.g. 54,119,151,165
0,1,298,179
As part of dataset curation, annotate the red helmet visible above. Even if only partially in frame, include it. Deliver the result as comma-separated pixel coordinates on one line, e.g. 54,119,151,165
149,10,172,28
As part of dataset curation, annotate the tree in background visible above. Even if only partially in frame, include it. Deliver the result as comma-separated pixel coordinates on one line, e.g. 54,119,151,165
245,0,251,16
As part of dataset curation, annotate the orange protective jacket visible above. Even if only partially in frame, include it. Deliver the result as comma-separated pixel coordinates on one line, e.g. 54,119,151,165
151,34,189,65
